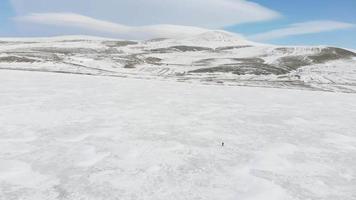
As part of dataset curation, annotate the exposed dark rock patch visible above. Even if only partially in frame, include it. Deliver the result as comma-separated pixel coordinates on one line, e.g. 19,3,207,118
215,45,253,51
117,54,146,69
171,46,213,52
189,54,312,75
102,41,138,47
274,47,356,70
150,46,213,53
189,63,283,75
0,56,38,63
193,58,265,67
0,52,62,62
309,47,356,63
124,63,137,69
192,58,216,66
275,56,311,71
31,47,99,55
102,48,122,54
144,57,162,64
232,58,265,63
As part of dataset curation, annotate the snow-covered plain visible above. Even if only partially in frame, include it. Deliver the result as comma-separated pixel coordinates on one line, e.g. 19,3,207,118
1,70,356,200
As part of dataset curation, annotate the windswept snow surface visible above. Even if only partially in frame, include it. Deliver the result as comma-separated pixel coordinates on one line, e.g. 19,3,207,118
1,70,356,200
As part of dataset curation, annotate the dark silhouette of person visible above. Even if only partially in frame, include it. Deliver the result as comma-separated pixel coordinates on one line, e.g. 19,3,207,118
222,142,224,147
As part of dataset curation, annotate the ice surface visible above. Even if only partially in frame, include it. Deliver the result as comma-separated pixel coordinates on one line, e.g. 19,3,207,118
1,70,355,200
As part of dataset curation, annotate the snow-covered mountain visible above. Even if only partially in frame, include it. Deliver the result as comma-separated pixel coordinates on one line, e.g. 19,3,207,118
1,30,356,92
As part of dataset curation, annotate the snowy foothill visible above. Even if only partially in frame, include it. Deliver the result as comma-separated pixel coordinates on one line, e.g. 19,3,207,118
1,32,356,93
1,70,355,200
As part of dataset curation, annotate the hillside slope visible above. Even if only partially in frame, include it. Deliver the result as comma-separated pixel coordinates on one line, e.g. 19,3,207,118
1,31,356,92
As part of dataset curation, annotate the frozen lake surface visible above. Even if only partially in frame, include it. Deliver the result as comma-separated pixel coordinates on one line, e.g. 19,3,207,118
1,70,356,200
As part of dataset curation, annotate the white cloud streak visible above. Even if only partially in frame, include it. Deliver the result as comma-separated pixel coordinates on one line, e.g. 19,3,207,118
249,21,355,41
10,0,280,28
14,13,211,39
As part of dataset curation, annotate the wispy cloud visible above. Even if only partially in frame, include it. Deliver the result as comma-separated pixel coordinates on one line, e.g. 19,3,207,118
249,21,355,41
14,13,210,39
10,0,280,28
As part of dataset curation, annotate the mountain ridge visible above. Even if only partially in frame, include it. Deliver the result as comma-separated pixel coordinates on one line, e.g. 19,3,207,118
1,32,355,93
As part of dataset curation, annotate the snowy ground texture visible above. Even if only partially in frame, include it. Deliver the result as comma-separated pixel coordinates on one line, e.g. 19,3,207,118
1,70,356,200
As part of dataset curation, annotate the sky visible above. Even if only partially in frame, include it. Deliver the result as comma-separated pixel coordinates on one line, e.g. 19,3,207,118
0,0,355,48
